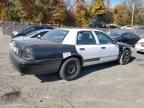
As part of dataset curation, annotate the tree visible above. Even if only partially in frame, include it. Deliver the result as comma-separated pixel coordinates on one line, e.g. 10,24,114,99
19,0,35,21
122,0,144,10
32,4,44,23
74,0,90,27
0,8,10,21
113,5,131,25
122,0,144,25
10,0,27,22
91,0,111,7
64,10,76,26
0,0,10,21
134,10,144,25
52,0,67,25
90,0,113,23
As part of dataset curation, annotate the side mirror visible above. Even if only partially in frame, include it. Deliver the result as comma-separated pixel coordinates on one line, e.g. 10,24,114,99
37,35,41,39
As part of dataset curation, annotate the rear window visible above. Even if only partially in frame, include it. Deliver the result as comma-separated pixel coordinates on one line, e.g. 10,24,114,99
23,27,36,34
41,29,68,43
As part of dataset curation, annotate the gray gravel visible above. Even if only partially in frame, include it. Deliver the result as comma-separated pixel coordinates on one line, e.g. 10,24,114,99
0,37,144,108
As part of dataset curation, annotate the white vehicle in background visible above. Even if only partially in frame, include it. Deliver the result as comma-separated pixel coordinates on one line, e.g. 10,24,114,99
107,24,121,29
121,25,135,30
135,38,144,53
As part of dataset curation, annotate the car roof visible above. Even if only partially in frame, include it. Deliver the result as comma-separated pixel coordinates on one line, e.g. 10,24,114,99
35,29,50,32
110,32,134,34
110,32,123,34
57,28,103,32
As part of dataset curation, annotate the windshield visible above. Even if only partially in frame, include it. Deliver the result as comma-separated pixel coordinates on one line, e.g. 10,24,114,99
41,29,69,43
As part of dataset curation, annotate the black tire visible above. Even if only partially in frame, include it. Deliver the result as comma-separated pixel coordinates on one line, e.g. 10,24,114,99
119,50,131,65
59,58,81,81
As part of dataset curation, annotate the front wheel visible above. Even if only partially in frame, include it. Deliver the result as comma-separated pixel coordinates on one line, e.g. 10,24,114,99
59,58,81,81
119,50,131,65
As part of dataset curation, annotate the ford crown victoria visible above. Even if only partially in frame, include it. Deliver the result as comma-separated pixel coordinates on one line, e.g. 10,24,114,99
9,28,132,81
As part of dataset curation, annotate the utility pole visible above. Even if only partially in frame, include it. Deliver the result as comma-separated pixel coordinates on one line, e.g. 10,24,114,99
131,1,135,26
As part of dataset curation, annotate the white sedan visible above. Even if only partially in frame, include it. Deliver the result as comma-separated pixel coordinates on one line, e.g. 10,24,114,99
135,38,144,53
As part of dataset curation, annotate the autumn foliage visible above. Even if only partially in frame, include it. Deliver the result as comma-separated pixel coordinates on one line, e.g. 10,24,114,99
113,5,131,25
0,0,144,26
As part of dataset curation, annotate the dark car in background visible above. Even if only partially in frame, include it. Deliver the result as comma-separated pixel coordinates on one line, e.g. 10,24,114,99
109,32,140,46
11,29,49,41
11,25,54,38
89,21,106,28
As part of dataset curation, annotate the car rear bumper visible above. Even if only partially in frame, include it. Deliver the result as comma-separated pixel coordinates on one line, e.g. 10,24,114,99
9,51,62,75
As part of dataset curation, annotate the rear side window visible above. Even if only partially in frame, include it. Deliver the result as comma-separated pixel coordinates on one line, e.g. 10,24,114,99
41,29,68,43
77,31,96,45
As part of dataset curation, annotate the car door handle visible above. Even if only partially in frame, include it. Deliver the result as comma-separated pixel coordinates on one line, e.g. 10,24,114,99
101,47,106,49
80,48,85,51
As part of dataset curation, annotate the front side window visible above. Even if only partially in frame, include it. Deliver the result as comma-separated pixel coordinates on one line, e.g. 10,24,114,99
95,31,113,44
41,29,68,43
77,31,96,45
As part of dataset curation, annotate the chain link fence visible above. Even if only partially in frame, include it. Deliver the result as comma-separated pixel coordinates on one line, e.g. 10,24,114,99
1,22,59,35
0,21,144,38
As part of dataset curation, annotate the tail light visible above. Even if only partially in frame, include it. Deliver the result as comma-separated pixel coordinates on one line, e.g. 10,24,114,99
22,47,34,60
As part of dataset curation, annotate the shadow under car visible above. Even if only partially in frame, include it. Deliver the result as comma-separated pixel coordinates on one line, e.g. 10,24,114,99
35,56,136,82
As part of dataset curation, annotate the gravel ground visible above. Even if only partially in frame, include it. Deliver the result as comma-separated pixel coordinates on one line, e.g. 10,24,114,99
0,36,144,108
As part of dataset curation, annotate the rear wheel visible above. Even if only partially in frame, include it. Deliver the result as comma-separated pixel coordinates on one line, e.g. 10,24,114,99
59,58,81,81
119,50,131,65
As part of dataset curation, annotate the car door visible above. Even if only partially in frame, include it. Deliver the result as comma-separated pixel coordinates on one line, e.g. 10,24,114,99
94,31,119,62
76,31,101,66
